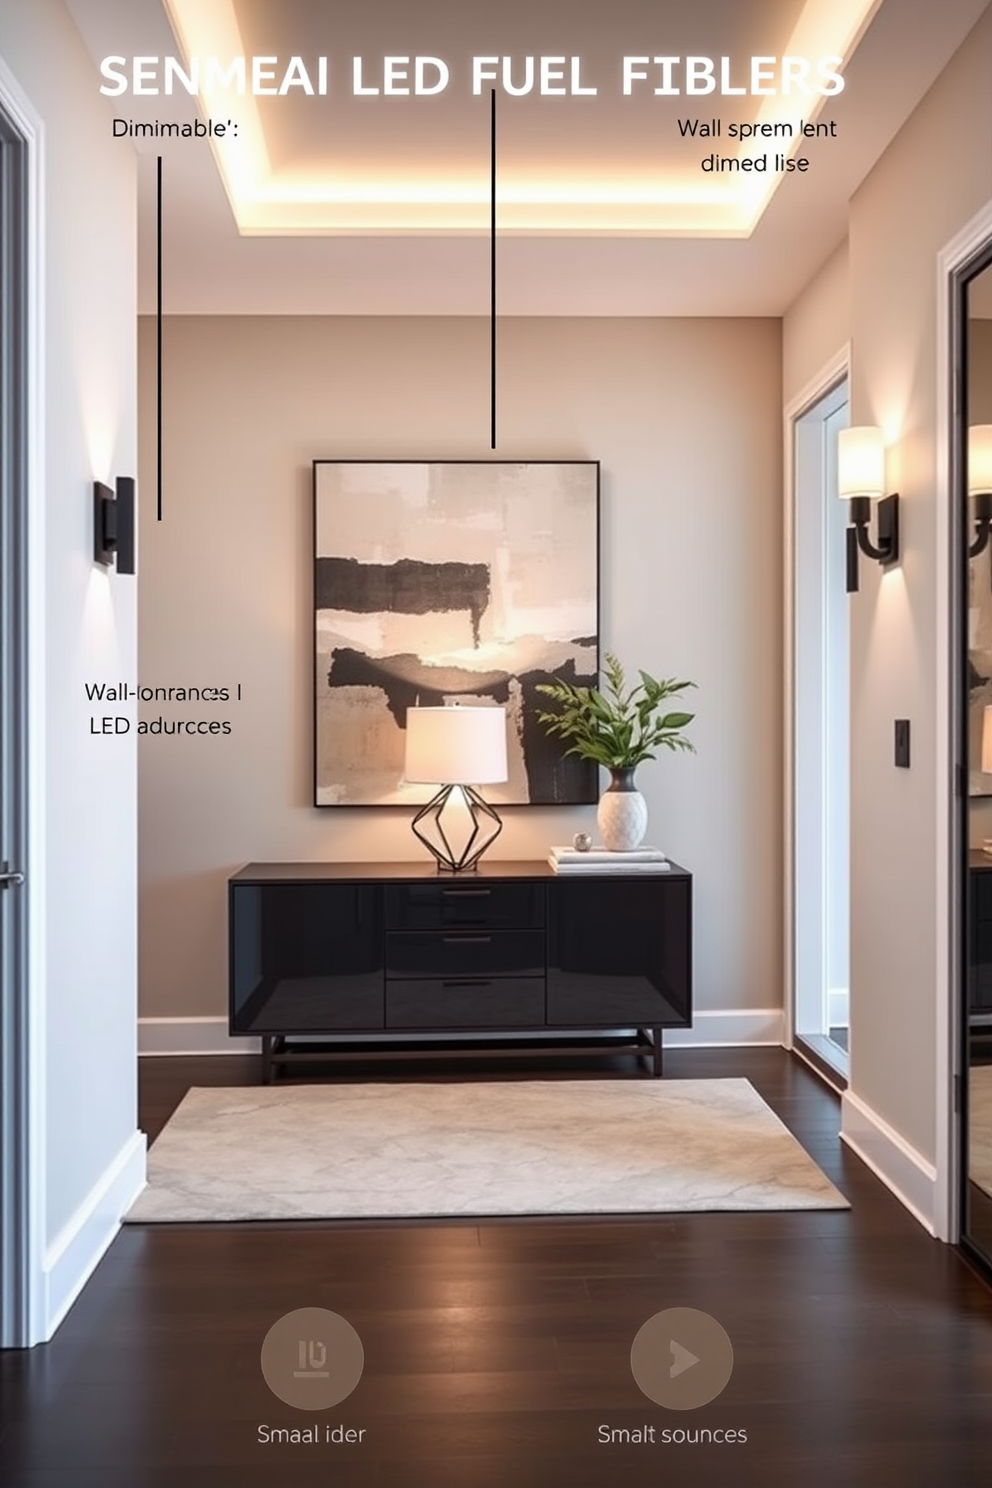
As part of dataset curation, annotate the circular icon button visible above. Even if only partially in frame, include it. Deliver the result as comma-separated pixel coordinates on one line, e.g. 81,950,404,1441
630,1307,734,1411
260,1308,364,1411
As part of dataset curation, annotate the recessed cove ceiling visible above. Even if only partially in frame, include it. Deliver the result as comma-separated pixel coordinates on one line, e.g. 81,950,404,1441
147,0,878,237
64,0,992,314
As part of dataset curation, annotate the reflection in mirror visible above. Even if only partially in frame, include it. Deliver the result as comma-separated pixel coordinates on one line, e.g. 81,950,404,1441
965,257,992,1267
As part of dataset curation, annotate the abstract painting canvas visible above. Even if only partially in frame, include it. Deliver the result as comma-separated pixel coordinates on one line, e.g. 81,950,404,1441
313,460,599,806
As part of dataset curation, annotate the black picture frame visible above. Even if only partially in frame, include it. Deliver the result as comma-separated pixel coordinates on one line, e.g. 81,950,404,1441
312,459,600,808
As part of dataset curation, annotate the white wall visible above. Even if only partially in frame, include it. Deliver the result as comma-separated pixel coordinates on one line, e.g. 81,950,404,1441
0,0,143,1339
138,314,783,1048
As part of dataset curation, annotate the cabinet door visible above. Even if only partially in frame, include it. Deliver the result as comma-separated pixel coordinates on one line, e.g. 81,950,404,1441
547,877,691,1027
230,882,384,1032
970,869,992,1012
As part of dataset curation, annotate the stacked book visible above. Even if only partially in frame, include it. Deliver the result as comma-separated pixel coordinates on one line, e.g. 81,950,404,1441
548,846,670,874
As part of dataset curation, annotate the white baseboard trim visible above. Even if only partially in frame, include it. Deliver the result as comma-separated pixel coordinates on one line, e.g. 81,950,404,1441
140,1008,785,1057
841,1087,938,1235
42,1129,147,1339
139,1016,260,1056
665,1008,785,1047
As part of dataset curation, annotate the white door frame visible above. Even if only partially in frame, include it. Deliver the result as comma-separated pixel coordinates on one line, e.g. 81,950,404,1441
783,346,850,1062
0,50,47,1348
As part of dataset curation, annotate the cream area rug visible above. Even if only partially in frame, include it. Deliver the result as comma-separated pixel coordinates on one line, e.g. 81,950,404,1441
126,1078,848,1223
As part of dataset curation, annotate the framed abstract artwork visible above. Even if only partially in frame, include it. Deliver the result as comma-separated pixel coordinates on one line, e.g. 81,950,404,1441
313,460,600,806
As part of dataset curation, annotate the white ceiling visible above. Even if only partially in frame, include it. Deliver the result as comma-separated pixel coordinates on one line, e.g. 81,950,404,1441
65,0,992,314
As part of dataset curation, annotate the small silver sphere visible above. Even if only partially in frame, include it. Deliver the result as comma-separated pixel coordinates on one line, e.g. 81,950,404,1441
572,832,593,853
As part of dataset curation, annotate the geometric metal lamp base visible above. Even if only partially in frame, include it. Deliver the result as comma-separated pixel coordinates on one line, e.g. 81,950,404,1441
410,784,503,872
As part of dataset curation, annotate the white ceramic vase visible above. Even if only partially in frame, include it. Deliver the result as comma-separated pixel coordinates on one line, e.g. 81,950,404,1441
597,767,649,851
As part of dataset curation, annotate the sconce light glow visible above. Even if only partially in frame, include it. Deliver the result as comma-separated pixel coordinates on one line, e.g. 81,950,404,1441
969,425,992,496
837,425,898,593
837,425,886,499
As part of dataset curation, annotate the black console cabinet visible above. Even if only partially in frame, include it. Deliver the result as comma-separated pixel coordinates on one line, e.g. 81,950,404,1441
229,861,692,1080
969,851,992,1016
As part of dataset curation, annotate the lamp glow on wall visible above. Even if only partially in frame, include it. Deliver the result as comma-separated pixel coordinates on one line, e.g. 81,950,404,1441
403,705,508,872
968,425,992,566
837,426,899,593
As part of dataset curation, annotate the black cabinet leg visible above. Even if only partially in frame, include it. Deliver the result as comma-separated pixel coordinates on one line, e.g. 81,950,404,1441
653,1027,662,1077
262,1035,273,1085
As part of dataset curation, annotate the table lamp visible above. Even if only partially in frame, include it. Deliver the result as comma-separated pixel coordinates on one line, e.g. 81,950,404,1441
403,705,508,872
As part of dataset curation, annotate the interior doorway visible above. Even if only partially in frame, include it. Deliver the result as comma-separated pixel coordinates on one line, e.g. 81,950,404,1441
790,372,851,1084
0,73,35,1349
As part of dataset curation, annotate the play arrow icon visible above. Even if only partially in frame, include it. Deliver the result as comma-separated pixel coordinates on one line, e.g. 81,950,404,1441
633,1309,734,1409
670,1339,700,1379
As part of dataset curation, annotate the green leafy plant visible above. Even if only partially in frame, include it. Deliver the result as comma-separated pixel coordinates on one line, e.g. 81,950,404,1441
535,652,696,770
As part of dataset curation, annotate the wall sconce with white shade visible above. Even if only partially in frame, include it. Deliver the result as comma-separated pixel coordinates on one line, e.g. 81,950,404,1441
837,426,899,593
968,425,992,562
403,704,508,872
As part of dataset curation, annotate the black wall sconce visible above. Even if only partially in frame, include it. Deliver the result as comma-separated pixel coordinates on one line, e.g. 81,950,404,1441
838,425,899,594
968,424,992,563
93,476,136,574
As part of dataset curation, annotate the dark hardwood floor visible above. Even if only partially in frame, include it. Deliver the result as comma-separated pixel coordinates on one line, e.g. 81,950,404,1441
3,1047,992,1487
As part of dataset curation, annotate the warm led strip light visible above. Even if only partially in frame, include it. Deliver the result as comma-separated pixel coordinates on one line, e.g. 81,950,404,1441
163,0,880,236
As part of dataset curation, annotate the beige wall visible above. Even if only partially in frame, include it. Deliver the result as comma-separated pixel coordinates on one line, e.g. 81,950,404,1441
783,241,850,406
847,5,992,1163
138,315,783,1033
785,5,992,1170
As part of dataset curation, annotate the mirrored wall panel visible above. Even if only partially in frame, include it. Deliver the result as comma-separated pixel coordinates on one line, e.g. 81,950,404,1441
963,254,992,1269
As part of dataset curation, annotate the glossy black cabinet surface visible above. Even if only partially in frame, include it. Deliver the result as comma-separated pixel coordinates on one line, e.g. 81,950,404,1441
229,861,692,1079
548,876,690,1027
231,880,383,1034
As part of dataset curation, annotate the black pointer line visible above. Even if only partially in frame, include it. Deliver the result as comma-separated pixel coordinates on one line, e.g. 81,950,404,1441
157,154,163,522
491,86,496,450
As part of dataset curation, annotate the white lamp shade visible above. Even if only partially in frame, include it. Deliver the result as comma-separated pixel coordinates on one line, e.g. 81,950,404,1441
837,425,885,499
983,706,992,775
404,706,508,785
970,425,992,496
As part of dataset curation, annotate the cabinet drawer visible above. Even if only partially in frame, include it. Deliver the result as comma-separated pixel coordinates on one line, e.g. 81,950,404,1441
386,976,545,1029
386,929,545,979
386,881,544,931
